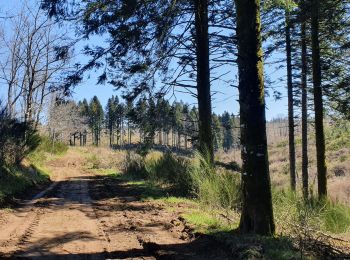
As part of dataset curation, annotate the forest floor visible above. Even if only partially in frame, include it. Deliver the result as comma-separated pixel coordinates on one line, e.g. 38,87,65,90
0,150,232,259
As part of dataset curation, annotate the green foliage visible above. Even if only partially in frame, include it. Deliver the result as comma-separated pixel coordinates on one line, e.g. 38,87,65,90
123,151,241,209
0,112,41,167
191,152,241,210
123,151,193,196
325,120,350,151
88,96,104,146
36,136,68,155
264,0,298,11
0,165,49,204
276,140,288,148
273,189,350,234
183,210,233,233
123,151,148,179
221,112,236,151
146,152,193,195
212,114,223,150
27,136,67,166
321,201,350,233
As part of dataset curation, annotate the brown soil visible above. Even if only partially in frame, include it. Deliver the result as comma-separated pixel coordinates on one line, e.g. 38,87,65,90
0,151,231,259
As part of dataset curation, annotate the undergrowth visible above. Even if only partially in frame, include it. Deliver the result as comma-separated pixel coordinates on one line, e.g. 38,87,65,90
274,189,350,235
27,136,67,166
325,120,350,151
123,150,350,238
123,150,241,208
0,165,49,204
0,135,67,205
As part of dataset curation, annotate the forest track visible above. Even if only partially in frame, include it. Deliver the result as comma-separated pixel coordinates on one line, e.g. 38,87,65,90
0,150,231,259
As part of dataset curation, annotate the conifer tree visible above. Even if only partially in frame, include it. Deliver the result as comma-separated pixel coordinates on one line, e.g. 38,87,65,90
89,96,104,146
235,0,275,235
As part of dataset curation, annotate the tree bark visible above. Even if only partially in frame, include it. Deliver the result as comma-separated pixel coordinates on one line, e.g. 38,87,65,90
235,0,275,235
311,0,327,198
7,83,14,118
285,11,296,191
109,127,113,147
301,2,309,200
194,0,214,163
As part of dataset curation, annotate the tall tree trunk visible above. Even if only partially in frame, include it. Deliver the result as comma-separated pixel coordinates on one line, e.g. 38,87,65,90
24,84,34,126
285,11,296,191
7,83,14,118
172,130,174,147
127,120,130,145
235,0,275,235
301,2,309,199
121,117,124,147
109,127,113,147
159,130,162,145
311,0,327,198
194,0,214,163
34,85,46,130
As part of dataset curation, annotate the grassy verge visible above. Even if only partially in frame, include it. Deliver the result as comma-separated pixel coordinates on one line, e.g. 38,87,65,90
83,145,349,258
0,165,49,204
0,136,67,206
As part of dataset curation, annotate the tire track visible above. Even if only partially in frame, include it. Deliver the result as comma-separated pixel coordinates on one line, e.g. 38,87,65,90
0,201,46,257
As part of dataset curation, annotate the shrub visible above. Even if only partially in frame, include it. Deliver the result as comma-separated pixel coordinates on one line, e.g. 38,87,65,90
273,189,350,235
123,150,242,210
27,136,68,166
123,151,193,196
36,136,68,155
325,120,350,151
0,111,40,167
146,152,193,196
191,152,241,210
123,151,148,179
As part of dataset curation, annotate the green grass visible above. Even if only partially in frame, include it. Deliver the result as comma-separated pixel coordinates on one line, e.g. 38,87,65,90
90,168,119,176
0,135,68,206
273,189,350,235
276,140,288,148
27,136,68,167
182,210,235,233
0,165,50,204
158,196,196,205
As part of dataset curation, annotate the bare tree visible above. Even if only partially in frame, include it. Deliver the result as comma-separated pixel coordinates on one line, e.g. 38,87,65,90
47,98,88,145
0,2,71,127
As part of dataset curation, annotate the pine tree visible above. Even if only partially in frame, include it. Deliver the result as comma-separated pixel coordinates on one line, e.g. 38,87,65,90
299,0,309,199
89,96,104,146
311,0,327,198
105,96,117,147
235,0,275,235
212,113,223,151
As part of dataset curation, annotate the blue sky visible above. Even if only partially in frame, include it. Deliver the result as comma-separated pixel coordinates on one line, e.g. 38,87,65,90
0,0,288,120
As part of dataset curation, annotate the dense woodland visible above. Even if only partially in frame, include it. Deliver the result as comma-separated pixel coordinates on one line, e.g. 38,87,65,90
0,0,350,258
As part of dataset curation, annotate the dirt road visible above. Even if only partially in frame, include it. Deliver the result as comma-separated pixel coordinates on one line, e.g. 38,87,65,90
0,151,229,259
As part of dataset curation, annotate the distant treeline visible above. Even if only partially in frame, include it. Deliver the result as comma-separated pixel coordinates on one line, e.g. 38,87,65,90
48,95,240,151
